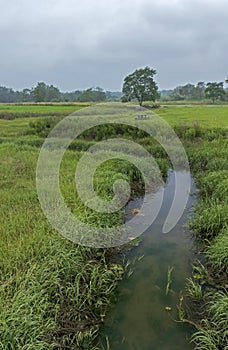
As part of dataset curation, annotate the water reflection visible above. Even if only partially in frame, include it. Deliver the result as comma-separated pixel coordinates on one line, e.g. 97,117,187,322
101,171,196,350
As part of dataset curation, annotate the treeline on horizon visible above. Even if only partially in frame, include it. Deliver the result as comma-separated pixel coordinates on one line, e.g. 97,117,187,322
0,80,228,103
0,83,122,103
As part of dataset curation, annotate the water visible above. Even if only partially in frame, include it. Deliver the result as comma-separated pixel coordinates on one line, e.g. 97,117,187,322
101,170,197,350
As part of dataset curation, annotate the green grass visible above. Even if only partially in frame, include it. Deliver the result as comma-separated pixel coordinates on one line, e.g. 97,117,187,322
1,102,228,128
0,102,227,349
156,105,228,128
185,278,203,301
0,106,170,348
191,292,228,350
183,127,228,349
0,143,128,349
0,104,130,348
190,200,228,239
196,170,228,198
0,103,88,117
0,102,86,137
206,229,228,270
0,117,42,137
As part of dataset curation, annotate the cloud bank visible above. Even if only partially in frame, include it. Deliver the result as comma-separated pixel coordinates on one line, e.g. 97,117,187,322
0,0,227,90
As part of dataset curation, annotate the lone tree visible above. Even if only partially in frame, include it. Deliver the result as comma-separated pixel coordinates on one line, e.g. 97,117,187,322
122,66,159,106
205,82,226,103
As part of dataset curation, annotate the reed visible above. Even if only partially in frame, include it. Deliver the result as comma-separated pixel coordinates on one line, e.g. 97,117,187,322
165,266,174,296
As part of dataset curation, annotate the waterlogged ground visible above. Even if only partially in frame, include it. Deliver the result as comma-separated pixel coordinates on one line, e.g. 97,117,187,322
0,103,227,348
101,171,196,350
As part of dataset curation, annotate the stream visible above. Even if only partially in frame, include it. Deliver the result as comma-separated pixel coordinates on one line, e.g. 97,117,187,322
101,170,197,350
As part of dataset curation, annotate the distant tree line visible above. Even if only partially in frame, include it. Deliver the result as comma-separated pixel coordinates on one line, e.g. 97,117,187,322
1,78,228,104
0,82,122,103
121,67,228,105
160,81,228,103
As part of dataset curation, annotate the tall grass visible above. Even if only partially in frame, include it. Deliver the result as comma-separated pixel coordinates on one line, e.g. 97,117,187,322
0,143,127,348
0,104,227,349
206,229,228,270
185,132,228,349
0,103,86,119
190,200,228,239
0,133,169,348
191,292,228,350
185,278,203,301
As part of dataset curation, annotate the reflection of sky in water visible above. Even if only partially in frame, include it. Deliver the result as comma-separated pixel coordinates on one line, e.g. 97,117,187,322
101,171,196,350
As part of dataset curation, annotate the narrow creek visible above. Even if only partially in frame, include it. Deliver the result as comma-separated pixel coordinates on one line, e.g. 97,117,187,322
101,170,197,350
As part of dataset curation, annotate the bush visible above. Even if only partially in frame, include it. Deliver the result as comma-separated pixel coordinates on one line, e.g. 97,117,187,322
27,117,62,137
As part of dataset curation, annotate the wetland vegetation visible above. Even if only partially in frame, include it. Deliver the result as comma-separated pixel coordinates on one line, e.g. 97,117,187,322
0,102,227,349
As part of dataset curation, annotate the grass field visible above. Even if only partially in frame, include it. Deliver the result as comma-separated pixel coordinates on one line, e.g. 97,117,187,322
157,105,228,128
0,103,170,349
0,102,228,128
0,102,227,349
0,142,129,349
0,102,88,113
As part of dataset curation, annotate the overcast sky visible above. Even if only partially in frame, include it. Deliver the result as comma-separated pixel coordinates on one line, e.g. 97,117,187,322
0,0,227,91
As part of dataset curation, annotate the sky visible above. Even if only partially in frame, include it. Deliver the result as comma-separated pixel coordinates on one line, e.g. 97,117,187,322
0,0,227,91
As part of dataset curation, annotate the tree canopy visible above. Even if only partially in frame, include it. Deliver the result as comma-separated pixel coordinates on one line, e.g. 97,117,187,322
0,77,227,103
205,82,226,103
78,87,106,102
122,66,159,106
0,84,110,103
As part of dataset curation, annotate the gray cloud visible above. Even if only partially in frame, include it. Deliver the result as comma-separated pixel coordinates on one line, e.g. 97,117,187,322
0,0,227,90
